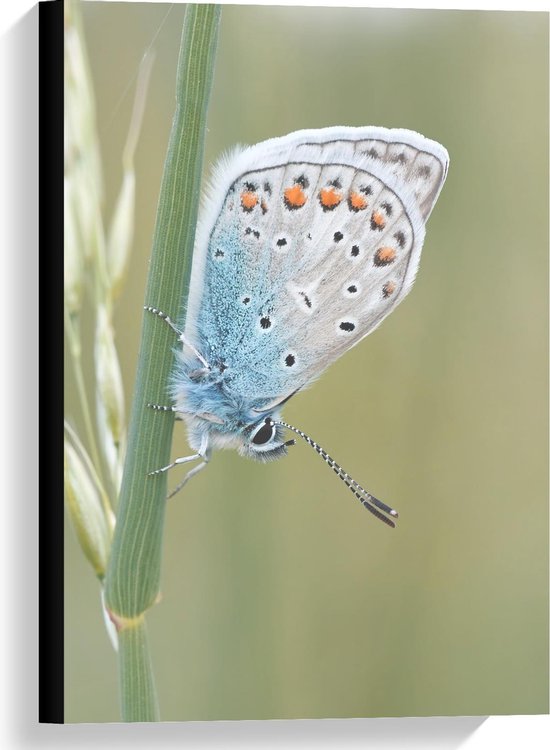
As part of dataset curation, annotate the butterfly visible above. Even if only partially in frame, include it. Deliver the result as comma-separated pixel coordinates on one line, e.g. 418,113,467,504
147,126,449,527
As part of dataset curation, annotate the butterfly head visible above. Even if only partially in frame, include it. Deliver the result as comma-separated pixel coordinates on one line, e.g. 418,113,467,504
240,416,296,462
178,391,295,460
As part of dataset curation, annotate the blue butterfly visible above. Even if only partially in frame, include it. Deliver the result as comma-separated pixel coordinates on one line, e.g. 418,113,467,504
147,127,449,527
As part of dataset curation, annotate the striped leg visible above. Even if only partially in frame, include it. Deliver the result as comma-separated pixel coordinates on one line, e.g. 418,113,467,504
144,306,182,336
144,305,210,369
148,434,211,498
147,403,184,420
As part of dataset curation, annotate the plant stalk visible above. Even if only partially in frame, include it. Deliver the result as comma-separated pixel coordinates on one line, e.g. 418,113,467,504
104,4,221,721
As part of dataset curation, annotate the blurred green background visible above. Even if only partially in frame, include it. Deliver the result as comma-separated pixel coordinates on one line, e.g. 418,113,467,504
65,2,548,722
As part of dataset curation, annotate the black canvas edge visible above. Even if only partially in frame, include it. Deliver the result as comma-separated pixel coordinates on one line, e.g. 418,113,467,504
39,0,64,725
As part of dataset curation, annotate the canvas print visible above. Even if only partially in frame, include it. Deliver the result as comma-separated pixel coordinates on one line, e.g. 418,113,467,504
64,0,548,722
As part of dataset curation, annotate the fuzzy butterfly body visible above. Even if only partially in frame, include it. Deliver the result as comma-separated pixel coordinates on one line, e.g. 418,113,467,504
150,126,448,526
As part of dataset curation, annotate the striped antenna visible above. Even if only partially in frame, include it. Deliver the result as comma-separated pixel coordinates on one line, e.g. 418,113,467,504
274,419,398,528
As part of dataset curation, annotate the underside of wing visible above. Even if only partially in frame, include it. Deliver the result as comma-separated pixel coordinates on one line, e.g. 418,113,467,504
185,127,449,408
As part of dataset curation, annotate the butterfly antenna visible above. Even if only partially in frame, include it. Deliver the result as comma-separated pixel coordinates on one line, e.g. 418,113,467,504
275,420,398,528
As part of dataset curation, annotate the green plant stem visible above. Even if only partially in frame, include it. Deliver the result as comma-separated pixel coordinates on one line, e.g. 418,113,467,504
118,619,159,722
104,4,221,721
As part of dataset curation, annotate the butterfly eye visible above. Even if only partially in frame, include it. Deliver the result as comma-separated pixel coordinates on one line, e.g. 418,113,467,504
251,418,275,445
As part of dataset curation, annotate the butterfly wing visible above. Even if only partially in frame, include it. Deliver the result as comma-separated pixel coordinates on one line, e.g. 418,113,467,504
184,127,449,409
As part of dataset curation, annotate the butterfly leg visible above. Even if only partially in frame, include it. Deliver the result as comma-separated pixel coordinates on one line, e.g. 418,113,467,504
148,452,203,476
147,403,184,421
166,457,210,499
148,434,211,498
144,305,210,370
144,305,182,336
148,433,209,476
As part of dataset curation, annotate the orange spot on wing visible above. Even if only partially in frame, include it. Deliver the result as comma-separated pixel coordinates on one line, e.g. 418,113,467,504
284,184,308,208
383,281,396,297
371,210,386,228
240,191,258,210
374,247,396,266
349,191,368,210
319,187,342,208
